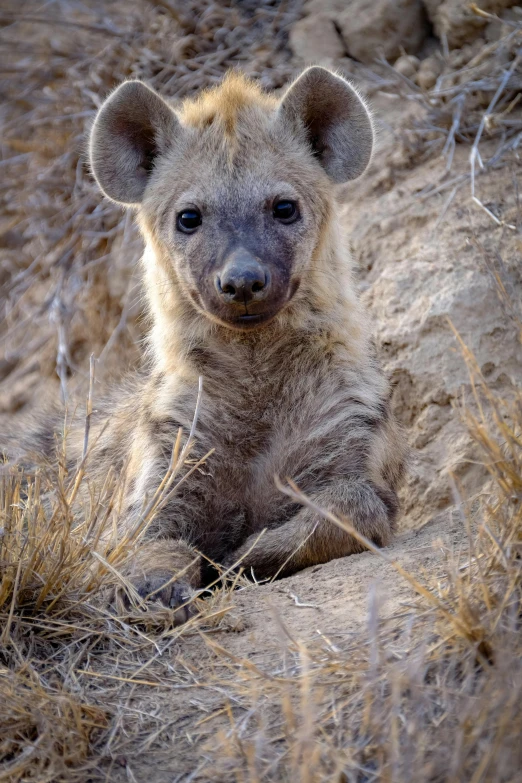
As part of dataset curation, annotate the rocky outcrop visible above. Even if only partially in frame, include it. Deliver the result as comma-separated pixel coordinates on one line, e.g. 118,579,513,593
337,0,428,64
291,0,521,66
291,0,428,64
289,13,345,64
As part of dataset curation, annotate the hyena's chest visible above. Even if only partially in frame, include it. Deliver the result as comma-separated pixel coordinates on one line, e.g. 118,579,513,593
203,440,299,540
200,398,317,531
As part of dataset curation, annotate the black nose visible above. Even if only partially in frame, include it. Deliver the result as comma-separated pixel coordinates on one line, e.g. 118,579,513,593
216,252,269,304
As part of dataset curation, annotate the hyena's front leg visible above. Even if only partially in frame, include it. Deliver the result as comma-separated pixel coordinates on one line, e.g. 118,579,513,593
111,431,206,619
226,481,398,581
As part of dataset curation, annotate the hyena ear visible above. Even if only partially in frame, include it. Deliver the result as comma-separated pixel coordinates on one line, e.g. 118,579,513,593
278,66,373,183
89,80,180,205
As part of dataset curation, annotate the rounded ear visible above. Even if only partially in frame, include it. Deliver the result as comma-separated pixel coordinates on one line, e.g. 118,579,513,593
89,81,180,205
278,66,373,183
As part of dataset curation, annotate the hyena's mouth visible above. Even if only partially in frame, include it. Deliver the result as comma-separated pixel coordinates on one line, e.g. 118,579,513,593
232,312,274,328
195,272,301,330
212,307,278,330
237,313,265,323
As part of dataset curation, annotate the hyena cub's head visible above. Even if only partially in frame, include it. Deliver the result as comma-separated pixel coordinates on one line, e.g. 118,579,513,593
89,67,373,331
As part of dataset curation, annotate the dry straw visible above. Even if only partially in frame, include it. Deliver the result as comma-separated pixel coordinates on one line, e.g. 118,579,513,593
373,4,522,229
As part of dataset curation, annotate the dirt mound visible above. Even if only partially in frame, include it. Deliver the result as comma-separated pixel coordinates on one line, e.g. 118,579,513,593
291,0,522,531
344,114,522,526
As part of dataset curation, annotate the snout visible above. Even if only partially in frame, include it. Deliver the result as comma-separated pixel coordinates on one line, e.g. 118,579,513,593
215,252,270,305
203,246,296,330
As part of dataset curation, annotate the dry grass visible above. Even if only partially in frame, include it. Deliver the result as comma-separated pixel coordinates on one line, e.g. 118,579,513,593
1,2,522,781
0,394,235,779
0,668,108,783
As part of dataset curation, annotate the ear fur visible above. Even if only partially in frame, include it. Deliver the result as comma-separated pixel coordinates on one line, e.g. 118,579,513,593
278,66,373,183
89,80,180,205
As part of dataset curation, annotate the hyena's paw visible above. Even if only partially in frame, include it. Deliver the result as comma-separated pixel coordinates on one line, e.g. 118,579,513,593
111,539,201,625
118,570,194,625
113,571,195,625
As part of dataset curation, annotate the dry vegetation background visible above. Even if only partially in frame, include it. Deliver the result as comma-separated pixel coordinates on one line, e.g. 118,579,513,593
1,1,522,781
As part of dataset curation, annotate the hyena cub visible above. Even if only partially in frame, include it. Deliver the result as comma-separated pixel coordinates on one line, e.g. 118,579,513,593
48,67,407,616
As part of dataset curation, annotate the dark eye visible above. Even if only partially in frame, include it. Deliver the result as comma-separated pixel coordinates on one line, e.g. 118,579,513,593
273,200,299,224
177,208,202,233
